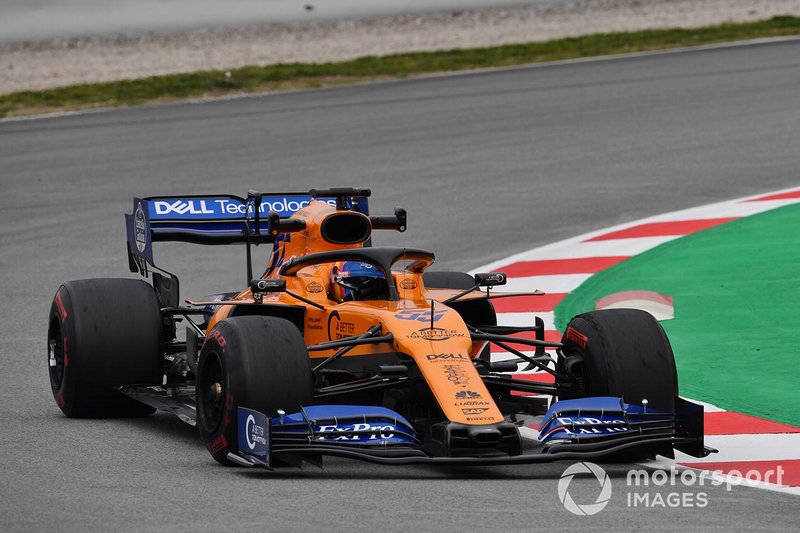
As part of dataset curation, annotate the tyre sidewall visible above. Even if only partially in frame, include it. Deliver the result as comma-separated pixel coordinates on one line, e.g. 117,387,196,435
49,286,80,416
196,323,244,463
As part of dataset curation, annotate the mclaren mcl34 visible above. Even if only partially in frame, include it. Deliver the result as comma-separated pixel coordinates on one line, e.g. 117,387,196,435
47,188,714,468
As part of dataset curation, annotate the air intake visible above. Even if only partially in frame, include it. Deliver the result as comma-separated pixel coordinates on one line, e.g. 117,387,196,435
320,212,372,244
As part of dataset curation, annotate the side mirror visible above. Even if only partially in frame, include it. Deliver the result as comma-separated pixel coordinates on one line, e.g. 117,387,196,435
474,272,507,287
250,278,286,304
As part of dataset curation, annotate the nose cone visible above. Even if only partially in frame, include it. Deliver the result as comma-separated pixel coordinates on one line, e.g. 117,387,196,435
389,305,504,426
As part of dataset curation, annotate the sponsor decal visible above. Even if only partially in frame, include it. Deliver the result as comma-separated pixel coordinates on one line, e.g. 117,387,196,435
149,197,337,219
327,311,356,340
565,327,588,349
426,353,468,362
237,407,268,458
306,316,324,331
399,279,418,290
245,415,266,448
54,292,67,320
253,279,283,292
456,401,489,406
483,273,507,284
552,416,628,435
462,407,489,415
408,327,466,341
466,416,495,421
394,309,447,322
316,423,396,441
154,199,214,216
454,390,488,406
306,281,324,293
208,329,227,348
443,364,469,388
134,201,147,253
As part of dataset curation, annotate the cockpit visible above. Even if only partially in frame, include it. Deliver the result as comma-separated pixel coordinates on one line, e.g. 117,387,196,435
278,247,435,302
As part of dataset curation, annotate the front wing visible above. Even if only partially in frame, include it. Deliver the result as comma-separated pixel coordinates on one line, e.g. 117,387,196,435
229,397,715,469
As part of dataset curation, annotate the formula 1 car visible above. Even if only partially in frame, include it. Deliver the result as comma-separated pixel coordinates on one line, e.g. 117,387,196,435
47,188,714,468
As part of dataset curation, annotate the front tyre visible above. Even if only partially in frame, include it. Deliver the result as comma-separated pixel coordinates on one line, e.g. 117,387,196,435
47,279,162,417
558,309,677,412
196,316,313,465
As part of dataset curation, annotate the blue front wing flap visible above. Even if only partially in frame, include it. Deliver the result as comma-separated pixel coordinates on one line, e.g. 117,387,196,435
232,397,710,467
538,396,673,445
235,405,421,468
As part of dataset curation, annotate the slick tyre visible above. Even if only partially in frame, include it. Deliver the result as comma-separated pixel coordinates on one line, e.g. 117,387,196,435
558,309,677,412
196,316,313,465
47,279,162,417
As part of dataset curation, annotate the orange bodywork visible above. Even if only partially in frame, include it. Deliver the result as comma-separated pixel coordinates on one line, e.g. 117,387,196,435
205,200,505,426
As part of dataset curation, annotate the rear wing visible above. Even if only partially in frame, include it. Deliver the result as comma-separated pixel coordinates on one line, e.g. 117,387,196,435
125,191,369,274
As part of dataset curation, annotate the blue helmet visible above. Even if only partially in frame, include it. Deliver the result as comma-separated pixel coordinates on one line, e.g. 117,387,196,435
330,261,388,301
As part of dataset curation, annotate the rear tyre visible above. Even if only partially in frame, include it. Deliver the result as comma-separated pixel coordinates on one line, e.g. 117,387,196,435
196,316,313,465
558,309,677,412
47,279,162,417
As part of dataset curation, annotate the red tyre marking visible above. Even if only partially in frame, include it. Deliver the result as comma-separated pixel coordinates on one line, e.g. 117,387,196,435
207,434,228,454
63,336,70,367
565,326,588,349
55,292,67,320
57,395,65,408
209,329,227,347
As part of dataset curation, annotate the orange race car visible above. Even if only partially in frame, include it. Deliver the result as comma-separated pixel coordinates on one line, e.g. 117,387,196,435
47,188,714,468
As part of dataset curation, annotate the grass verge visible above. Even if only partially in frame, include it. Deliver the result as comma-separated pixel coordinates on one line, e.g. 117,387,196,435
2,15,799,118
553,203,800,426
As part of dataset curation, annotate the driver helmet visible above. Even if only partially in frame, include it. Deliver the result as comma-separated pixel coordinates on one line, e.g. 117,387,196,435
329,261,388,301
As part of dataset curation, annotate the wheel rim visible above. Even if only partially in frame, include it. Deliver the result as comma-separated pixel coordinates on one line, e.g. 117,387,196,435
47,317,65,390
198,351,225,433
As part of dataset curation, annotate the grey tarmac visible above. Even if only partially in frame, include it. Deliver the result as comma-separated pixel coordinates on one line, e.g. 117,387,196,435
1,39,799,532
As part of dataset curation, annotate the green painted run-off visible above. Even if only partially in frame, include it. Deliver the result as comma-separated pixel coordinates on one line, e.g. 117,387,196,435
555,203,800,426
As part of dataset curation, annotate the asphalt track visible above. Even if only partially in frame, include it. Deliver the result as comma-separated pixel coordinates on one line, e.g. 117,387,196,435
2,39,800,531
